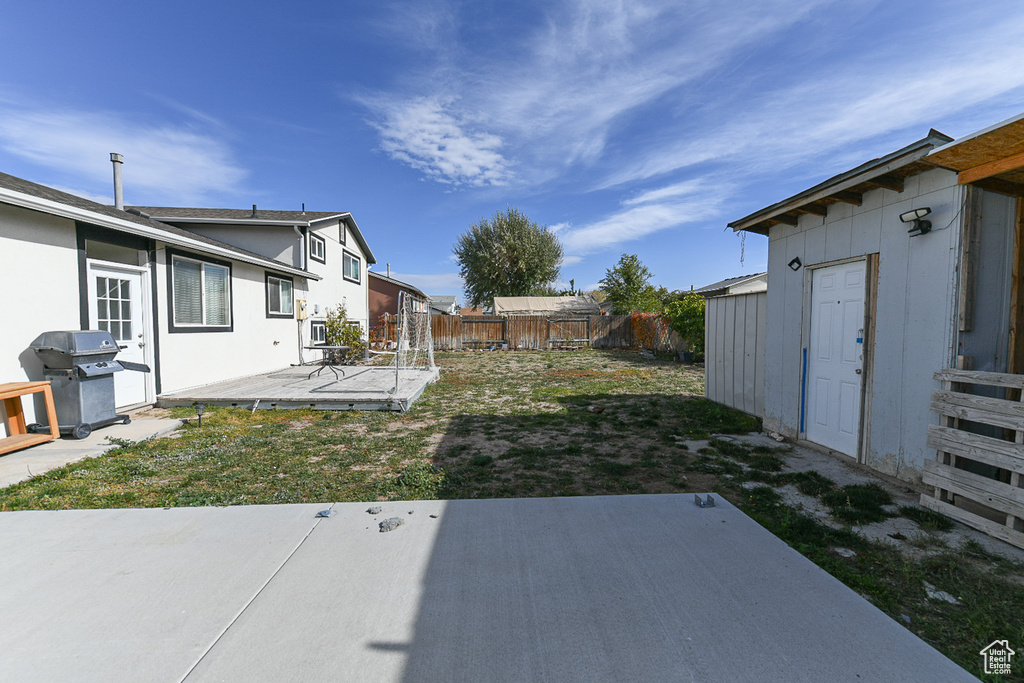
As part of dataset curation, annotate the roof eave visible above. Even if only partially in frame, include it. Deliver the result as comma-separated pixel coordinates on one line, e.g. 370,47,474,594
2,189,319,281
729,131,953,234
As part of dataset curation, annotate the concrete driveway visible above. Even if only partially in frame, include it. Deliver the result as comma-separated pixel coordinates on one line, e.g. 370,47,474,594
0,494,975,682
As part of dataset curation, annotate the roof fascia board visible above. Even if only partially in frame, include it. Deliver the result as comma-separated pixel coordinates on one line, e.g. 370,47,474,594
729,135,950,232
153,210,378,265
1,188,319,280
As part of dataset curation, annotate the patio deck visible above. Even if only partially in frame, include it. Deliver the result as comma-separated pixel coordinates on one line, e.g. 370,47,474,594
157,365,439,412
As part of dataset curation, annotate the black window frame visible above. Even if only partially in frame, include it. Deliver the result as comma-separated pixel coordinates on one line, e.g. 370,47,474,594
265,272,295,319
338,220,347,245
166,248,234,334
310,320,327,344
343,249,361,284
309,233,326,264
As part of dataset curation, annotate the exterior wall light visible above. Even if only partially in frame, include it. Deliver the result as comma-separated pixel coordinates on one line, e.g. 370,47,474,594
900,207,932,236
788,257,802,271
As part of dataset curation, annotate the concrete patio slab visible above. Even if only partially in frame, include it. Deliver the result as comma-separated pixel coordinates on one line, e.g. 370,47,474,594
158,365,439,412
0,495,975,682
0,504,324,683
0,417,182,488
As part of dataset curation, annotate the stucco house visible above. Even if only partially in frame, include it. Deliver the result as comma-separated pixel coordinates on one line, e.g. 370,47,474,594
730,113,1024,547
0,170,374,435
428,295,459,316
130,205,376,348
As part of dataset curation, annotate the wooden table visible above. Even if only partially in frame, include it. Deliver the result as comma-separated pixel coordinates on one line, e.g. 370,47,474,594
0,381,60,456
304,346,351,380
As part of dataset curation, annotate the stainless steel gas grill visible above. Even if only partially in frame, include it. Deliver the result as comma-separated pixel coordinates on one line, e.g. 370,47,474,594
30,330,151,439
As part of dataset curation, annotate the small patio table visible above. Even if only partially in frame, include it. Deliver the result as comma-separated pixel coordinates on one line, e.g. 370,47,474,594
304,345,351,380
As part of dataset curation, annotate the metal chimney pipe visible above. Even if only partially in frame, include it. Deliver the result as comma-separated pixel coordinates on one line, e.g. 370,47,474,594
110,153,124,210
251,204,259,218
387,263,391,278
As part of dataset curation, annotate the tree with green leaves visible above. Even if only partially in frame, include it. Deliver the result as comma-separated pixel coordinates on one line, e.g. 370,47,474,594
663,291,706,353
454,207,563,309
599,253,661,314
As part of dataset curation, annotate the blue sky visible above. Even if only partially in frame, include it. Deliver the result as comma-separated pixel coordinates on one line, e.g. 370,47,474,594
3,1,1024,299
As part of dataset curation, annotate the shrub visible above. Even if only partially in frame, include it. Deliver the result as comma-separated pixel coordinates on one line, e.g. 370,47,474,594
663,292,705,353
324,305,366,357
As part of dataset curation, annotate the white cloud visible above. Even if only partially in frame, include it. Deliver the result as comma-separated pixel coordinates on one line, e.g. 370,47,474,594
365,97,513,187
560,255,583,266
559,186,726,256
0,106,247,204
622,179,706,206
361,0,836,186
600,13,1024,188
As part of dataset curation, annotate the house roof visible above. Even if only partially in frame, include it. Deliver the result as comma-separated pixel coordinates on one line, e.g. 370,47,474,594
129,205,377,265
367,270,427,299
729,130,954,235
927,111,1024,197
493,295,600,315
0,172,317,280
429,295,457,307
695,272,767,295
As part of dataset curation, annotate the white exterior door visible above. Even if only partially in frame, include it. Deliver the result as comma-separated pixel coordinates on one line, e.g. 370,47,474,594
806,261,866,457
87,262,152,408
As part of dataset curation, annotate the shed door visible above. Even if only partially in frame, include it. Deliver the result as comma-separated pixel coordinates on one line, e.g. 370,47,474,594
806,261,865,457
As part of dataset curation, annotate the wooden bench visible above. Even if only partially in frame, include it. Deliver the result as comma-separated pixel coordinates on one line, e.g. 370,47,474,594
0,381,60,456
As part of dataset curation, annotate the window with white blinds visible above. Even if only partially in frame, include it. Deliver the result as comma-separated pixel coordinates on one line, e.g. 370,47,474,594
267,274,294,317
172,254,231,328
343,250,361,283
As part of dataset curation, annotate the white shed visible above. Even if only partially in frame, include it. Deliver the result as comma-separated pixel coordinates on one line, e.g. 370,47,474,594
731,114,1024,549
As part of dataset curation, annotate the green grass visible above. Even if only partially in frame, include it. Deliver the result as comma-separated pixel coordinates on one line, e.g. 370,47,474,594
0,348,1019,678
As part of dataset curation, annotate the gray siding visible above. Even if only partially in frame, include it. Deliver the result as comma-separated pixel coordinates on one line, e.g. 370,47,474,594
705,292,766,417
763,168,963,483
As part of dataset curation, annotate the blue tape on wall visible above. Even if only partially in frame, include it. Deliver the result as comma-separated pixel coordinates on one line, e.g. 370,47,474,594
800,347,808,434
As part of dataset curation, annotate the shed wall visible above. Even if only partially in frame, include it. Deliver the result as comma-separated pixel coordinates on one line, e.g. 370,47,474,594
705,292,766,417
763,168,963,483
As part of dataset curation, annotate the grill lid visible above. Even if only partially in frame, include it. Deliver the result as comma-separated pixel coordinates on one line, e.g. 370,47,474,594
31,330,120,368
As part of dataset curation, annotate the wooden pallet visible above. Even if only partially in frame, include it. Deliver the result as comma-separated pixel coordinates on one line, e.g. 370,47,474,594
923,369,1024,549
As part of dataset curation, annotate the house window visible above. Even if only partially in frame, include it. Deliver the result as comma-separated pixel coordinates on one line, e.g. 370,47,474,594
338,220,347,245
266,274,294,318
309,234,326,264
343,250,361,283
170,252,231,330
310,320,326,344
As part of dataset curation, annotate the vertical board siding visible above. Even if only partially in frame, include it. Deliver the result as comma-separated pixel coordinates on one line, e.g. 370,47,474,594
706,292,766,418
380,314,680,351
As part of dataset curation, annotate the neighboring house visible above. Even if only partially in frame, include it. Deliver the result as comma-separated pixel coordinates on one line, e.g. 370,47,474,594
368,270,429,328
0,170,373,435
130,205,376,348
728,116,1024,493
694,272,767,298
428,295,458,316
493,295,601,316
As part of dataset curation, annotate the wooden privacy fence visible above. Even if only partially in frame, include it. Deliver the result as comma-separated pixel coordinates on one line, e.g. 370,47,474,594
377,314,681,352
923,369,1024,549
